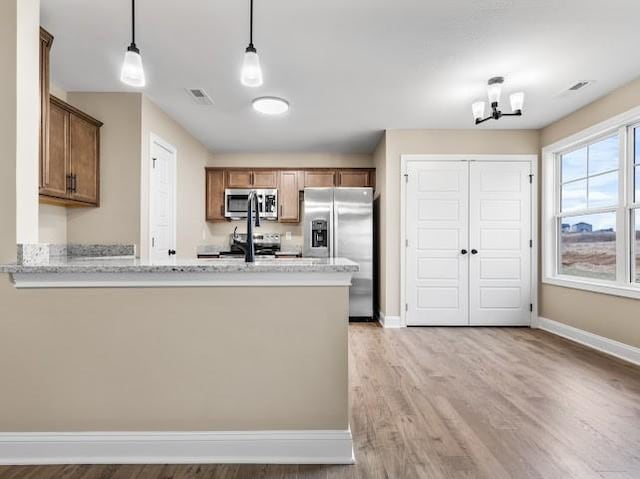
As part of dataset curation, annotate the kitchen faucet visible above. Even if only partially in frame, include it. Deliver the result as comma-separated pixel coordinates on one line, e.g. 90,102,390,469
232,190,261,262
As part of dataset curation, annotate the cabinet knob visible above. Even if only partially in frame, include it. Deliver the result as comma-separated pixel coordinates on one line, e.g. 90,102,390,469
471,249,478,255
461,249,468,255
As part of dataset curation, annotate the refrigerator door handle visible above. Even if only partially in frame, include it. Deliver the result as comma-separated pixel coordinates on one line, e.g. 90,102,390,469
330,192,335,258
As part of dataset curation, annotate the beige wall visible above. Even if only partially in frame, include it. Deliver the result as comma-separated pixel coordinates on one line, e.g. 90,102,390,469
204,153,373,251
0,277,349,431
540,77,640,348
15,0,39,244
39,204,67,243
140,96,211,258
0,1,18,262
381,129,541,317
65,92,142,246
372,135,387,315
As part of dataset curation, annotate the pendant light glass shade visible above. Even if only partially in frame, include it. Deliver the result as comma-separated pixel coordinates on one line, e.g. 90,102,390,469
510,91,524,112
121,46,145,87
241,47,263,87
472,101,486,121
120,0,145,88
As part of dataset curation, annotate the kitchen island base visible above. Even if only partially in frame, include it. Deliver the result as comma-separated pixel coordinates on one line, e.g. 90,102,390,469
0,273,354,464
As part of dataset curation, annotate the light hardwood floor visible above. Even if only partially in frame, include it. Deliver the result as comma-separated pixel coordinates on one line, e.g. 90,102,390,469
2,323,640,478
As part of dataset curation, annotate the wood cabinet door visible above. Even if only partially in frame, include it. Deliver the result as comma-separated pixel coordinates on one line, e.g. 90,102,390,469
304,170,336,187
39,28,53,184
252,170,278,188
226,170,253,188
68,113,99,205
278,170,299,222
206,169,226,221
40,100,69,199
337,169,372,187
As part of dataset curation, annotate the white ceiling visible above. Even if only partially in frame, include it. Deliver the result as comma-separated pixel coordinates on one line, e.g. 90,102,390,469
41,0,640,154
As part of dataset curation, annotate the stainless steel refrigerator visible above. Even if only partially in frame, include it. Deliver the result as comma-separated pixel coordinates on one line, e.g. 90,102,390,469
303,187,373,319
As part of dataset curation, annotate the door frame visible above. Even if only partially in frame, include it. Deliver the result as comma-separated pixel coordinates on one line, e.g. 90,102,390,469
400,154,539,328
148,132,177,260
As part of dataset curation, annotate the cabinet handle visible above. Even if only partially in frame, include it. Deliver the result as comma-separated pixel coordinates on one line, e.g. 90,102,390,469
66,174,72,192
280,204,283,217
73,174,77,193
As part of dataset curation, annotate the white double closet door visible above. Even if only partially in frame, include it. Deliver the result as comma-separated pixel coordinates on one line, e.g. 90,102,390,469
406,160,532,326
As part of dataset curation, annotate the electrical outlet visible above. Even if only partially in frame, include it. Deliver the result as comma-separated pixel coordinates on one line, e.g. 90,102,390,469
285,232,292,241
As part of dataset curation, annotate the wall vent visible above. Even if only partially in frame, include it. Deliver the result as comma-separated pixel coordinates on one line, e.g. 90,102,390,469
186,88,213,105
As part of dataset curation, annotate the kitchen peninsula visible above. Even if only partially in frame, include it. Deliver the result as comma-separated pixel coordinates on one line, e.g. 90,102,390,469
0,246,357,464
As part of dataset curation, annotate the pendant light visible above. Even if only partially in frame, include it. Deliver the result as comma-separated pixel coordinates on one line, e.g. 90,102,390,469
120,0,146,88
240,0,263,87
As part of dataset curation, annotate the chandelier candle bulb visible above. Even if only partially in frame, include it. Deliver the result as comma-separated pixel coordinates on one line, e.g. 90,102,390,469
487,77,503,104
510,91,525,112
472,101,486,121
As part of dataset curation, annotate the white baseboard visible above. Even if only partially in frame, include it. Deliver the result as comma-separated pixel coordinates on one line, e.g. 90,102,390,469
0,430,355,465
537,317,640,366
378,310,403,328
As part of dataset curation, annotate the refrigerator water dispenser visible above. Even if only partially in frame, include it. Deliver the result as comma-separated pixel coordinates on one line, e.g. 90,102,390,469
311,219,328,248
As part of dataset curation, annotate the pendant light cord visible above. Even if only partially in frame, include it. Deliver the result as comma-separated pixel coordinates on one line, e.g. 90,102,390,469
131,0,136,46
249,0,254,47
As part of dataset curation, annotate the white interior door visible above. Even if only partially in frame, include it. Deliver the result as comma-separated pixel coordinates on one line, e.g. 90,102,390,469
406,161,469,326
149,136,176,261
468,161,531,325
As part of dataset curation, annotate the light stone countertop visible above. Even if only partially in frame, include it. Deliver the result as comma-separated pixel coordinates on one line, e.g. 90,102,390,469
0,256,359,274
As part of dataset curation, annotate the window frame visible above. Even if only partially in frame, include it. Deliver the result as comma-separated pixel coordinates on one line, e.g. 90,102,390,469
542,107,640,300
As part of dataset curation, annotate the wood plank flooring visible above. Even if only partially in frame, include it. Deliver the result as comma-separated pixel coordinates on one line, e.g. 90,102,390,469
2,324,640,479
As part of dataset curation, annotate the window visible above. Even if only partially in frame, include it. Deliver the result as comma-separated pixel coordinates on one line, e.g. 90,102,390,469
558,135,619,282
543,113,640,299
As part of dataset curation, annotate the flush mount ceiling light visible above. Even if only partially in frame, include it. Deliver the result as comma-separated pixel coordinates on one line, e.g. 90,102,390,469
472,76,524,125
240,0,263,87
120,0,146,87
252,97,289,115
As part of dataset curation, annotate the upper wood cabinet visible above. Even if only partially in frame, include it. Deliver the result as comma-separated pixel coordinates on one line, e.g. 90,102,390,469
225,169,278,188
225,169,253,188
39,28,53,178
304,170,336,188
39,27,102,207
40,96,102,207
278,170,300,223
206,168,226,221
40,99,68,199
206,167,375,223
252,170,278,188
337,169,374,187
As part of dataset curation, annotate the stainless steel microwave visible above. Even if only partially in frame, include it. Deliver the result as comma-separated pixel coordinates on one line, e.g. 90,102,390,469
224,189,278,220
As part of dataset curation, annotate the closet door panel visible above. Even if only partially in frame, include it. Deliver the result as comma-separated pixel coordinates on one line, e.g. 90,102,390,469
469,161,531,326
405,161,469,326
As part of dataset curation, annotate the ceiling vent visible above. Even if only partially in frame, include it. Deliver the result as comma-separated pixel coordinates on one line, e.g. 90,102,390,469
186,88,213,105
567,80,593,92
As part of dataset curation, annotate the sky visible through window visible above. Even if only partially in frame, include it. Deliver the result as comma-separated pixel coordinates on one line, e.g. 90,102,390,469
561,136,618,215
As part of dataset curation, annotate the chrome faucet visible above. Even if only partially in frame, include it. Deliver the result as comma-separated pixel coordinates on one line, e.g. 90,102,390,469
232,190,261,262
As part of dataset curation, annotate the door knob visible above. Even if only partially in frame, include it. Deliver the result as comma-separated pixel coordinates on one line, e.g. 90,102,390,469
471,249,478,255
168,249,176,256
461,249,468,255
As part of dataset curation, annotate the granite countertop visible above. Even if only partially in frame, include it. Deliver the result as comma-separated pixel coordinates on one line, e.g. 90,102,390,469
0,256,359,274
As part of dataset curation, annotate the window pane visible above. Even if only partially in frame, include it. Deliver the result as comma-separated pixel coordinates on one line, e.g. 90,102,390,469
560,213,616,281
635,210,640,283
636,165,640,203
588,171,618,208
561,147,587,183
588,135,618,175
561,179,587,212
635,128,640,165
